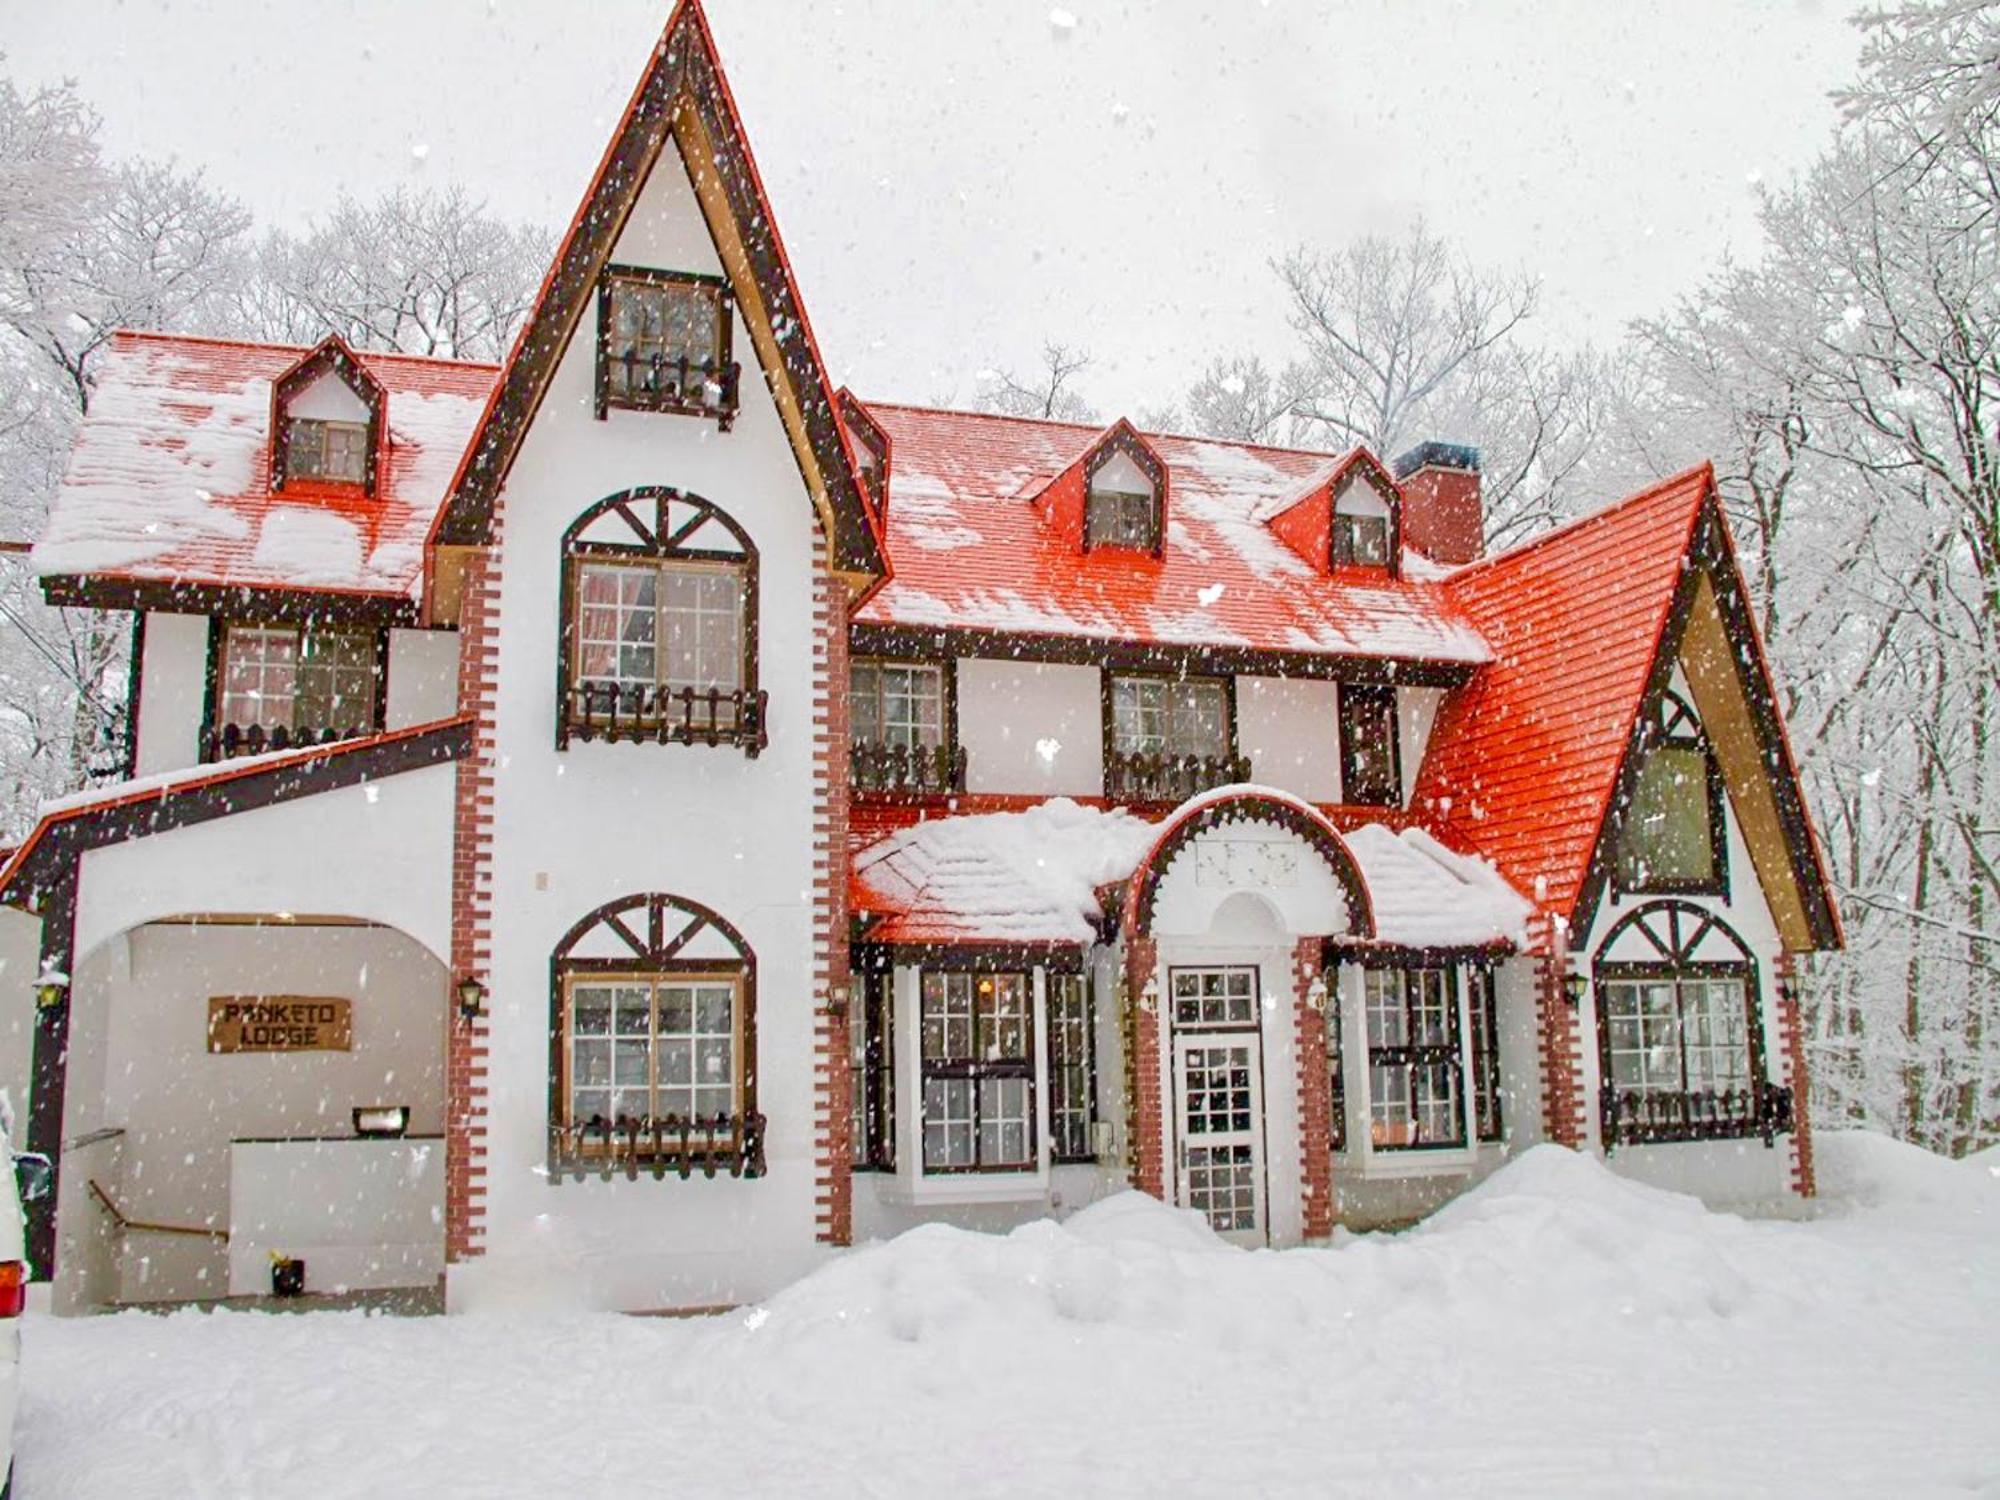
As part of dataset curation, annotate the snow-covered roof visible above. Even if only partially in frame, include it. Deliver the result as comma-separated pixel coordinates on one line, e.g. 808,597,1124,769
34,330,496,600
852,403,1489,666
851,797,1529,950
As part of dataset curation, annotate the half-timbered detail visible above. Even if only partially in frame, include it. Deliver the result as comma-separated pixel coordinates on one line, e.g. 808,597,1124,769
5,0,1841,1315
556,487,765,753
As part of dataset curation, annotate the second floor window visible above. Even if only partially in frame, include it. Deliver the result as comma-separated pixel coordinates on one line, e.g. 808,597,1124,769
1111,675,1228,760
214,622,380,758
597,267,739,422
852,660,944,750
575,558,745,701
285,418,368,484
1339,682,1400,806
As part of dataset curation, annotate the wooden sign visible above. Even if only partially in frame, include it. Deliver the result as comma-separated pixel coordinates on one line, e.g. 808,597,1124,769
208,996,353,1054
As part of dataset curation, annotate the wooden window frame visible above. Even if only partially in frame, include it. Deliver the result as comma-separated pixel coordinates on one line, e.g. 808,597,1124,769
1467,964,1503,1143
1080,428,1168,558
1046,972,1098,1164
1614,688,1729,898
200,618,388,763
850,656,965,795
1338,681,1401,807
556,967,746,1149
919,969,1037,1175
556,487,764,754
1331,511,1392,569
1362,963,1467,1152
269,340,386,498
547,892,764,1182
1102,669,1247,802
850,967,896,1172
593,265,741,427
1324,978,1348,1153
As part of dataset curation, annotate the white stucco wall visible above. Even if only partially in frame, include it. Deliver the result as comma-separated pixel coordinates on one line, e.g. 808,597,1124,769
1398,685,1446,807
958,659,1104,798
450,140,834,1313
72,922,445,1305
0,905,39,1136
385,629,460,728
134,612,209,776
287,370,369,423
1238,675,1341,802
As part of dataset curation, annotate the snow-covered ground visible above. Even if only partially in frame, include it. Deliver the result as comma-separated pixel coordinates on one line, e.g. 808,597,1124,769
18,1133,1998,1498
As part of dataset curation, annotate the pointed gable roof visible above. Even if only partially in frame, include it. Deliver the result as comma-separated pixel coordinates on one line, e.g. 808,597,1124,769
433,0,884,583
1264,447,1401,576
269,333,388,496
1030,416,1170,554
1412,465,1839,951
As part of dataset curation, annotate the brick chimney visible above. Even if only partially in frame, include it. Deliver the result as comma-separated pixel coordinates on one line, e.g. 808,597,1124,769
1392,442,1483,566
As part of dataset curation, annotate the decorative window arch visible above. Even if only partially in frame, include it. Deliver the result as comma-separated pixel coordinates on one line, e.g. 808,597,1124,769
1594,899,1789,1149
1125,792,1374,940
555,487,766,754
1615,686,1726,895
548,892,765,1181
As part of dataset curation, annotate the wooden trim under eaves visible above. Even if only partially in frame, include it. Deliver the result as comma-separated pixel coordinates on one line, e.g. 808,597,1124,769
41,574,421,628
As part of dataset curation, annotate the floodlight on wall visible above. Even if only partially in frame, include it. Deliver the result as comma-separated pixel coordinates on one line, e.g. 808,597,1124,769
456,976,488,1022
353,1105,411,1139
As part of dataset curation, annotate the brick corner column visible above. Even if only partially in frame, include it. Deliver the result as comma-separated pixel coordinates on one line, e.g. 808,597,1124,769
1292,936,1335,1240
446,546,498,1264
1124,935,1165,1201
1773,952,1817,1198
810,557,853,1245
1531,914,1587,1150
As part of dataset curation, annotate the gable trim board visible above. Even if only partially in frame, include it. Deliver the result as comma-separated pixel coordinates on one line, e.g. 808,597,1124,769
433,0,885,589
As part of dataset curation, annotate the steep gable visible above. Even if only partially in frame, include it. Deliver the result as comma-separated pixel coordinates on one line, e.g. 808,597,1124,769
432,0,883,586
1412,466,1840,952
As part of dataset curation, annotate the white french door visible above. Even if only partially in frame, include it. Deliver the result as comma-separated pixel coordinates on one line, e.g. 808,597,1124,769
1172,1032,1266,1244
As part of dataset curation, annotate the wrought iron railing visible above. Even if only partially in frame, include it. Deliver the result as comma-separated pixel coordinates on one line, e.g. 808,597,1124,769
550,1111,767,1183
1600,1082,1793,1151
209,722,375,762
565,683,769,754
605,350,742,421
1105,750,1251,803
850,740,966,795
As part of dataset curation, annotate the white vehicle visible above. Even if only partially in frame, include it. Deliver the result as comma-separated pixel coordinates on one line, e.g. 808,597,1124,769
0,1110,52,1500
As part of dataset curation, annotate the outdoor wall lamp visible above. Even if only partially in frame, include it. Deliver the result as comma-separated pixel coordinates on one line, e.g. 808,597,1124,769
456,976,488,1022
34,969,68,1011
1563,973,1589,1009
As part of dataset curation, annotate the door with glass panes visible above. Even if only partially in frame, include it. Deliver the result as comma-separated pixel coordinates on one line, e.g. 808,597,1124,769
1168,967,1267,1244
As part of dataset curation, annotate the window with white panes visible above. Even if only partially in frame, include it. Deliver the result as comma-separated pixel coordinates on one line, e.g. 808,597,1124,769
1047,974,1096,1162
572,557,745,702
1601,975,1752,1101
215,623,380,755
851,660,945,750
563,973,743,1137
285,417,369,484
1172,967,1258,1028
1111,676,1229,760
1363,966,1465,1150
920,972,1035,1172
599,270,735,416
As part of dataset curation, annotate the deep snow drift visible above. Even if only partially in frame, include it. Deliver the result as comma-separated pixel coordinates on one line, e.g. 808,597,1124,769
19,1134,1998,1498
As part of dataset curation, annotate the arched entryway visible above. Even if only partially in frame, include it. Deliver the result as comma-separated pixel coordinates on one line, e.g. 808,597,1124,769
1118,789,1373,1244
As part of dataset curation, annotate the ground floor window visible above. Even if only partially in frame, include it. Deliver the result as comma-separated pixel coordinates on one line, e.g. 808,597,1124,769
921,971,1035,1172
1323,978,1348,1152
1047,973,1096,1162
850,970,895,1171
1468,966,1502,1142
1363,965,1464,1150
562,973,742,1133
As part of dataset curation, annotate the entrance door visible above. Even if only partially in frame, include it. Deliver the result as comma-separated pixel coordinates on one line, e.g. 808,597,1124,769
1172,1032,1266,1243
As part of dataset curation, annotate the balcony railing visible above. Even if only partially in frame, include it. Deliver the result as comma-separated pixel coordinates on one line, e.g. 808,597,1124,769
1600,1082,1794,1151
565,683,769,754
1105,750,1252,803
550,1111,767,1183
208,721,376,762
850,740,966,796
604,350,742,425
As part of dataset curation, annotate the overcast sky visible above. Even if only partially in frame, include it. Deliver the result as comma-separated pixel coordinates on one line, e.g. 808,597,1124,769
4,0,1860,415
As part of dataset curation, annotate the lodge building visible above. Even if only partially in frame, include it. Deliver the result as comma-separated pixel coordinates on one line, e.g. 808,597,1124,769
0,0,1838,1312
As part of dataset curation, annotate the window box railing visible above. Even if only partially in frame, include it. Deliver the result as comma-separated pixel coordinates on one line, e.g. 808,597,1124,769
1105,750,1251,803
566,683,769,754
1600,1082,1793,1151
208,722,376,762
549,1112,767,1183
850,740,966,795
605,352,742,425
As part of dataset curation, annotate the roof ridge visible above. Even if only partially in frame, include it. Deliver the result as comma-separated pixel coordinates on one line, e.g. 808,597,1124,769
1451,462,1713,580
856,396,1364,467
109,326,501,373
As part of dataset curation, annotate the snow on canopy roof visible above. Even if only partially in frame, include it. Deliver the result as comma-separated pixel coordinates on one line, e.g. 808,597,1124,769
852,402,1488,665
34,330,497,599
851,797,1529,949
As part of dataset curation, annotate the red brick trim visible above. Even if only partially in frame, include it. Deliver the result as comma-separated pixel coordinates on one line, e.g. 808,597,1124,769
1530,914,1587,1148
1124,935,1164,1200
447,546,499,1261
1293,936,1335,1239
1773,952,1816,1197
811,551,853,1244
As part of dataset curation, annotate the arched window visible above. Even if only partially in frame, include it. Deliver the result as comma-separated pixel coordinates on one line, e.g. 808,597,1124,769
1615,688,1725,894
556,487,765,754
1594,900,1788,1149
548,892,764,1181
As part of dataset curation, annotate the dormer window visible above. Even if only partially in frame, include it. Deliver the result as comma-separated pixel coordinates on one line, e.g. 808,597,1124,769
1082,430,1166,553
286,419,369,485
596,265,741,427
1331,471,1396,569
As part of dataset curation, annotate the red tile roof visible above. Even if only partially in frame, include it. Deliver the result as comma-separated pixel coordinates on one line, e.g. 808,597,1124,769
853,403,1488,666
34,330,496,600
1411,465,1713,920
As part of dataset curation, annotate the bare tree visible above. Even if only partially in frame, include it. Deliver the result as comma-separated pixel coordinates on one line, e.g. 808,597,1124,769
977,340,1098,423
1183,354,1304,446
